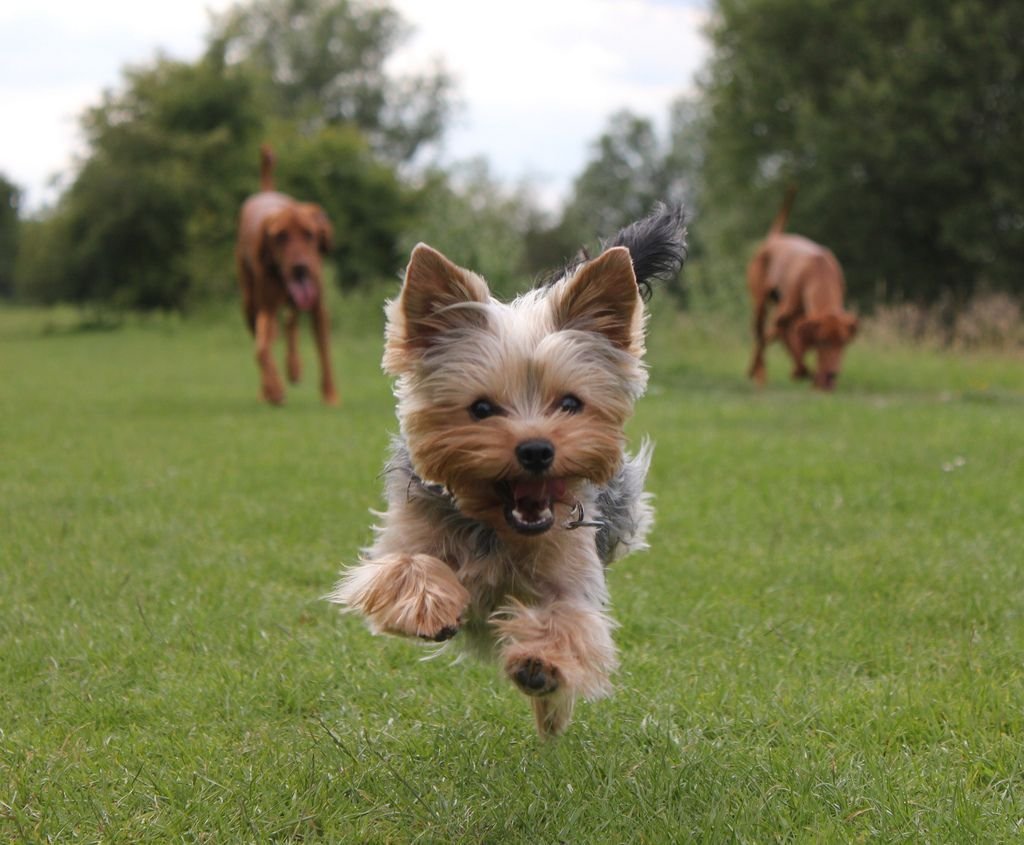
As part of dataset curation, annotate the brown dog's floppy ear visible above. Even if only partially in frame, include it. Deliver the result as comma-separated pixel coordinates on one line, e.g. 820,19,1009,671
305,204,333,254
796,316,822,346
552,246,643,354
257,217,278,277
842,312,859,340
383,243,491,373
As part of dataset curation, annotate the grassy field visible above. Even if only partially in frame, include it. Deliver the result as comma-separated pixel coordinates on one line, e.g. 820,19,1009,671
2,299,1023,843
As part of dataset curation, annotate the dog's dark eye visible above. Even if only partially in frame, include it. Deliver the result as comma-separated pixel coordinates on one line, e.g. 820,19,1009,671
469,399,498,420
274,231,288,244
558,395,583,414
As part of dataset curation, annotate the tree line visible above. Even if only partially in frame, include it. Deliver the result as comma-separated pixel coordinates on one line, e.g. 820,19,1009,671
1,0,1020,312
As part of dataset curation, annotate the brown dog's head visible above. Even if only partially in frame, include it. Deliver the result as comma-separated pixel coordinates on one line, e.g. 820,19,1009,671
259,203,333,311
796,312,858,390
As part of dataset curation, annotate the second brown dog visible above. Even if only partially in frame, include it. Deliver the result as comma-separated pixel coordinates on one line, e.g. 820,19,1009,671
236,145,338,405
747,188,857,391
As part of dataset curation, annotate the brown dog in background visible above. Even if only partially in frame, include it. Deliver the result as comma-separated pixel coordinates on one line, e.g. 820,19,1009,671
236,145,338,405
747,188,857,391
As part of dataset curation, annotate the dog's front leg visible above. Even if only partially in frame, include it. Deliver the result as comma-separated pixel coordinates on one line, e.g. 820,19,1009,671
312,303,339,406
495,599,618,738
332,553,468,642
285,310,302,384
255,309,285,404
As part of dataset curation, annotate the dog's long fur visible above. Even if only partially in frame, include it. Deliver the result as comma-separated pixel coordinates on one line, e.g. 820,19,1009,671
747,188,857,390
332,206,686,736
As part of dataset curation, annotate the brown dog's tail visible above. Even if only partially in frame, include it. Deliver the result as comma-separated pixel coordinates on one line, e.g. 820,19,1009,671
768,184,798,235
259,144,276,192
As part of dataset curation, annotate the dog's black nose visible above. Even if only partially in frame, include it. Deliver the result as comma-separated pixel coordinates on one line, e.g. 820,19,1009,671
516,439,555,473
292,263,309,281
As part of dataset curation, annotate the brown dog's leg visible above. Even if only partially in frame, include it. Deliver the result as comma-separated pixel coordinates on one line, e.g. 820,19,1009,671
748,296,769,384
238,256,257,335
312,303,339,406
254,310,285,404
781,323,810,379
285,310,301,384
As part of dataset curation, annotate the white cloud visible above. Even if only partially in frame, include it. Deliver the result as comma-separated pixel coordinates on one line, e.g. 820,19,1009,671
390,0,709,206
0,0,235,209
1,0,709,212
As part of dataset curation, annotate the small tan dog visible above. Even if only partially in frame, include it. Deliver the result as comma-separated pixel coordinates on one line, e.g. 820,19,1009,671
747,189,857,390
236,145,338,405
332,206,687,737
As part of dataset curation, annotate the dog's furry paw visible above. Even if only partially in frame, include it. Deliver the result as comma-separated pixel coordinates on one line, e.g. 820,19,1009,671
262,380,285,404
508,656,561,697
332,553,468,641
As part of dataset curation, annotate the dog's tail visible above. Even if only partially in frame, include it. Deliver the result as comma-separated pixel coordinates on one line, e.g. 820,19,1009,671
259,144,276,192
603,202,688,302
768,185,797,235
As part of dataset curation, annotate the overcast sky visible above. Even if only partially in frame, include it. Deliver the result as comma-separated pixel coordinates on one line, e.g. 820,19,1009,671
0,0,710,213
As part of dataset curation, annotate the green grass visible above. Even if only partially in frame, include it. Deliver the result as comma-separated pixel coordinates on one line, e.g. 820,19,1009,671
2,301,1023,843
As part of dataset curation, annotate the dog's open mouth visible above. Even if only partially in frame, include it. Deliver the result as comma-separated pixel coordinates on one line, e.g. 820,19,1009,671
503,478,568,535
287,279,319,311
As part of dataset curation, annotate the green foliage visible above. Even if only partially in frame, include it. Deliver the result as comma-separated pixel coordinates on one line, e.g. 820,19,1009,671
2,306,1024,840
14,0,454,311
268,125,414,290
209,0,454,163
16,56,261,310
0,174,19,298
560,108,697,246
407,160,539,298
699,0,1024,306
540,104,701,302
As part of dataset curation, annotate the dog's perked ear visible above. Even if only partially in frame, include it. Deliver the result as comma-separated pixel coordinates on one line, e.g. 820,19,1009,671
551,246,645,355
384,243,491,373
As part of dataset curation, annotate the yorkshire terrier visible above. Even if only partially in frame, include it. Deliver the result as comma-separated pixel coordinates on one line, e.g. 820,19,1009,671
332,206,687,737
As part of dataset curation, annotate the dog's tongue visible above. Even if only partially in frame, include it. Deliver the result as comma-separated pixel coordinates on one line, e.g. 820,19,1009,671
512,478,566,515
287,280,318,311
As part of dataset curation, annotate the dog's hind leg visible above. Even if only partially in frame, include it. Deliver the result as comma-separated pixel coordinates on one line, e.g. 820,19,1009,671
238,254,257,334
747,251,773,384
748,295,770,384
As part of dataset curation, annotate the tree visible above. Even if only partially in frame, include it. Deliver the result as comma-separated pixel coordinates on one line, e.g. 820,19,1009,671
18,55,262,309
408,160,539,299
269,125,414,289
533,106,699,298
16,0,453,310
0,175,19,298
561,112,671,244
699,0,1024,306
209,0,454,163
